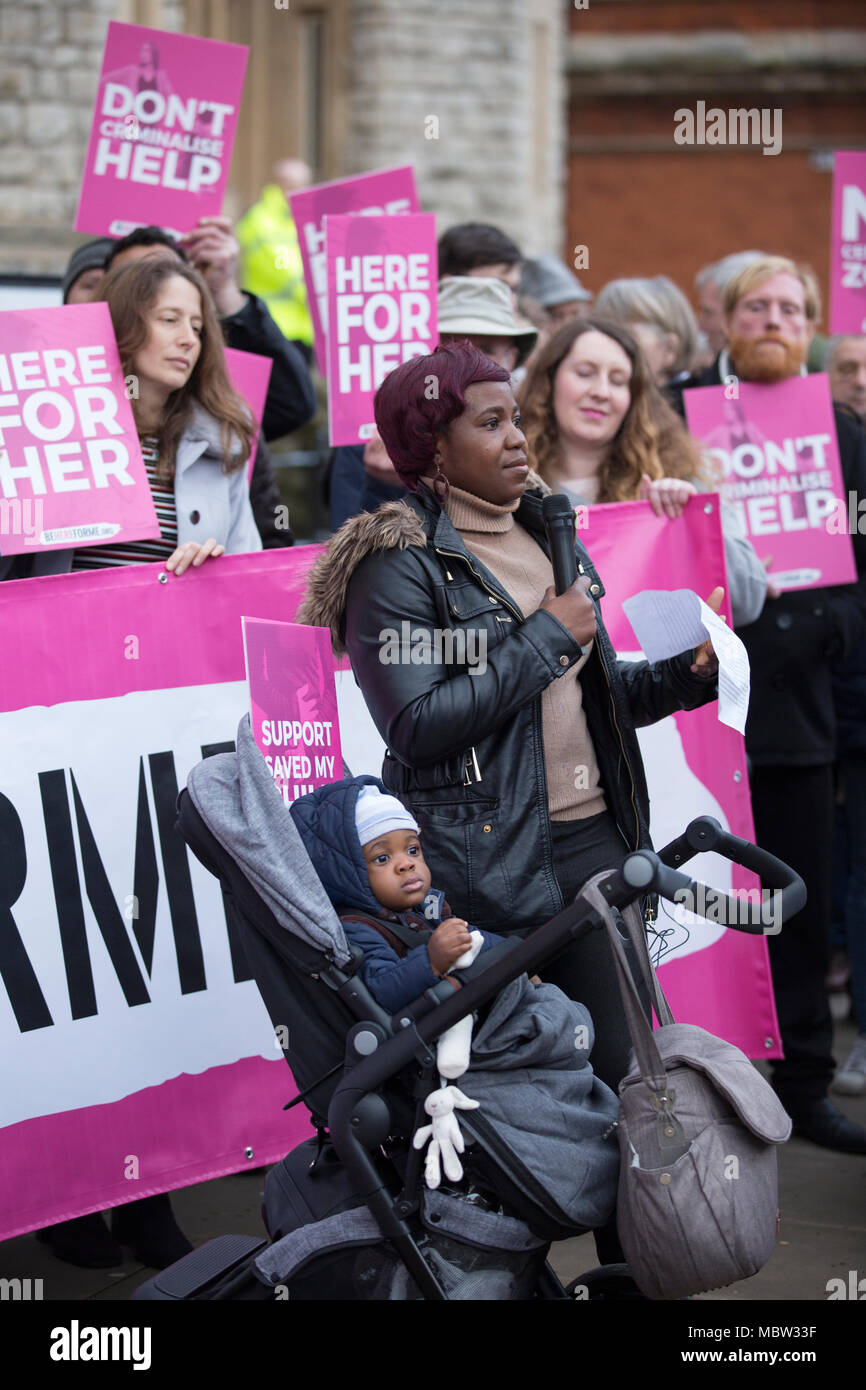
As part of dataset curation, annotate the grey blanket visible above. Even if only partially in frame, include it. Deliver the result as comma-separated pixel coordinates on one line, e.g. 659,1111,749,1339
461,975,620,1231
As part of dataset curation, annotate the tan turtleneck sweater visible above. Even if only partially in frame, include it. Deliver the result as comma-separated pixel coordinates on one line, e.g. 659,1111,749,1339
442,482,606,822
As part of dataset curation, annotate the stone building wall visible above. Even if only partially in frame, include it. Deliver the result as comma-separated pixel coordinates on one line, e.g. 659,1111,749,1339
0,0,184,276
0,0,566,279
344,0,565,257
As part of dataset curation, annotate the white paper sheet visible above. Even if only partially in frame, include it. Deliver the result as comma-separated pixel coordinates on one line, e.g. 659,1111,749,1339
622,589,750,734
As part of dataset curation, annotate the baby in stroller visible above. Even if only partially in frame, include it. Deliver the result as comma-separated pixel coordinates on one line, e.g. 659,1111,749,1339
289,773,622,1226
300,782,528,1005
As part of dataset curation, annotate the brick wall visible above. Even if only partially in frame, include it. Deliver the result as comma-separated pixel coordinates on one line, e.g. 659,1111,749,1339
564,6,866,324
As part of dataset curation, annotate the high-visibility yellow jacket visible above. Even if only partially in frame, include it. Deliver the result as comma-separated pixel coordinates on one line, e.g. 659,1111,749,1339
237,184,314,346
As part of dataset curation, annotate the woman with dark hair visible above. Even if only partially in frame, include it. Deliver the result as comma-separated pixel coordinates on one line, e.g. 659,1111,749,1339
298,342,719,1137
517,316,768,627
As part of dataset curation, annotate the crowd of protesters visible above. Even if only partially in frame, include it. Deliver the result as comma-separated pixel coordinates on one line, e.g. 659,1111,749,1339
4,161,866,1272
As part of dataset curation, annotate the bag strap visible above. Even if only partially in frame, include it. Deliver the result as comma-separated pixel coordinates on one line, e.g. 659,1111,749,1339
338,908,433,958
618,899,675,1028
578,873,670,1090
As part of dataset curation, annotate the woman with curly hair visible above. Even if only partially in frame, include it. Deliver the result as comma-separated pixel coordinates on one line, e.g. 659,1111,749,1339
517,317,767,625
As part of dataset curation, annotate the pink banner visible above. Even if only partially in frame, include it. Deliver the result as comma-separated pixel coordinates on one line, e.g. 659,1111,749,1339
75,21,248,239
326,213,438,447
684,374,856,592
578,497,779,1055
290,166,419,374
0,553,325,1240
0,303,158,556
0,515,779,1239
243,618,342,804
830,150,866,335
223,346,272,484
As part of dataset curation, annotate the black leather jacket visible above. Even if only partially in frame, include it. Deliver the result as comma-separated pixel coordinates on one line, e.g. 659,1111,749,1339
326,479,718,934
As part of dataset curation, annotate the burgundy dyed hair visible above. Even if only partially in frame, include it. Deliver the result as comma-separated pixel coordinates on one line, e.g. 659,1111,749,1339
373,341,511,493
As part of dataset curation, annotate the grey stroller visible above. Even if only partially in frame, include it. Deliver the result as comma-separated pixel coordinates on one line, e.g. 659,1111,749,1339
134,724,804,1301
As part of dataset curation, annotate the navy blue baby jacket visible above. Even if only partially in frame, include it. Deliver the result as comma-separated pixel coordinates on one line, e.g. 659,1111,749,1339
288,775,502,1012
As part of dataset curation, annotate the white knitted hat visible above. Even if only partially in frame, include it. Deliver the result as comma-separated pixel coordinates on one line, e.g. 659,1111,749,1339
355,784,420,847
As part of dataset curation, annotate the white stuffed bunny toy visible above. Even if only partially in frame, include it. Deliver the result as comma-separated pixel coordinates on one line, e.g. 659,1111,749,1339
413,1085,480,1188
412,929,484,1188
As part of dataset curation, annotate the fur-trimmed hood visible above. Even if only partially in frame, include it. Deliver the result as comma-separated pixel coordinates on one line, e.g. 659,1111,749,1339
296,500,427,654
296,470,551,654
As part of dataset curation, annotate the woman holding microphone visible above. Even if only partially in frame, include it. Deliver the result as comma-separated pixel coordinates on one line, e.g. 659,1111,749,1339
298,341,721,1095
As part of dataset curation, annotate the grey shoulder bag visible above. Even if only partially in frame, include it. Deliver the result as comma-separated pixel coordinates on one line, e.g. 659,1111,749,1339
580,873,792,1301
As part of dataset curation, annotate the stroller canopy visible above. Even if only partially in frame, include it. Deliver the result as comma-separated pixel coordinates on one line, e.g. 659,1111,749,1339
186,715,352,966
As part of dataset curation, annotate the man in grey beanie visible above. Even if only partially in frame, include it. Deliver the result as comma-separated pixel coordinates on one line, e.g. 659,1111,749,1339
61,238,116,304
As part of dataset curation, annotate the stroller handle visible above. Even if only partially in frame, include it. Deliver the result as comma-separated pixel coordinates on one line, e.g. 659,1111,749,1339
614,814,806,935
325,818,804,1265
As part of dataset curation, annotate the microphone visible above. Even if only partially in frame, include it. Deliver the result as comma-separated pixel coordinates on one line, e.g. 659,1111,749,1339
542,494,578,596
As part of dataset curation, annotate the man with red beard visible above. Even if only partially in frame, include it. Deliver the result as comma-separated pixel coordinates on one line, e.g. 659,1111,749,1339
672,256,866,1152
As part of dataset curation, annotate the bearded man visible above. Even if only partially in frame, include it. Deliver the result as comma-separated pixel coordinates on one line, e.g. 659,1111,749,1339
671,257,866,1152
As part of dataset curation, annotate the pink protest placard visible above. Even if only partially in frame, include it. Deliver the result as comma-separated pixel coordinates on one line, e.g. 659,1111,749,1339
290,166,419,374
684,374,856,592
75,21,248,239
575,497,779,1055
830,150,866,335
325,213,438,447
243,617,342,804
224,346,272,484
0,303,158,556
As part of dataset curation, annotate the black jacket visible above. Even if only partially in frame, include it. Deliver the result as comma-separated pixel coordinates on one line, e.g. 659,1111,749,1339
671,359,866,765
221,291,316,442
297,474,718,933
833,636,866,758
